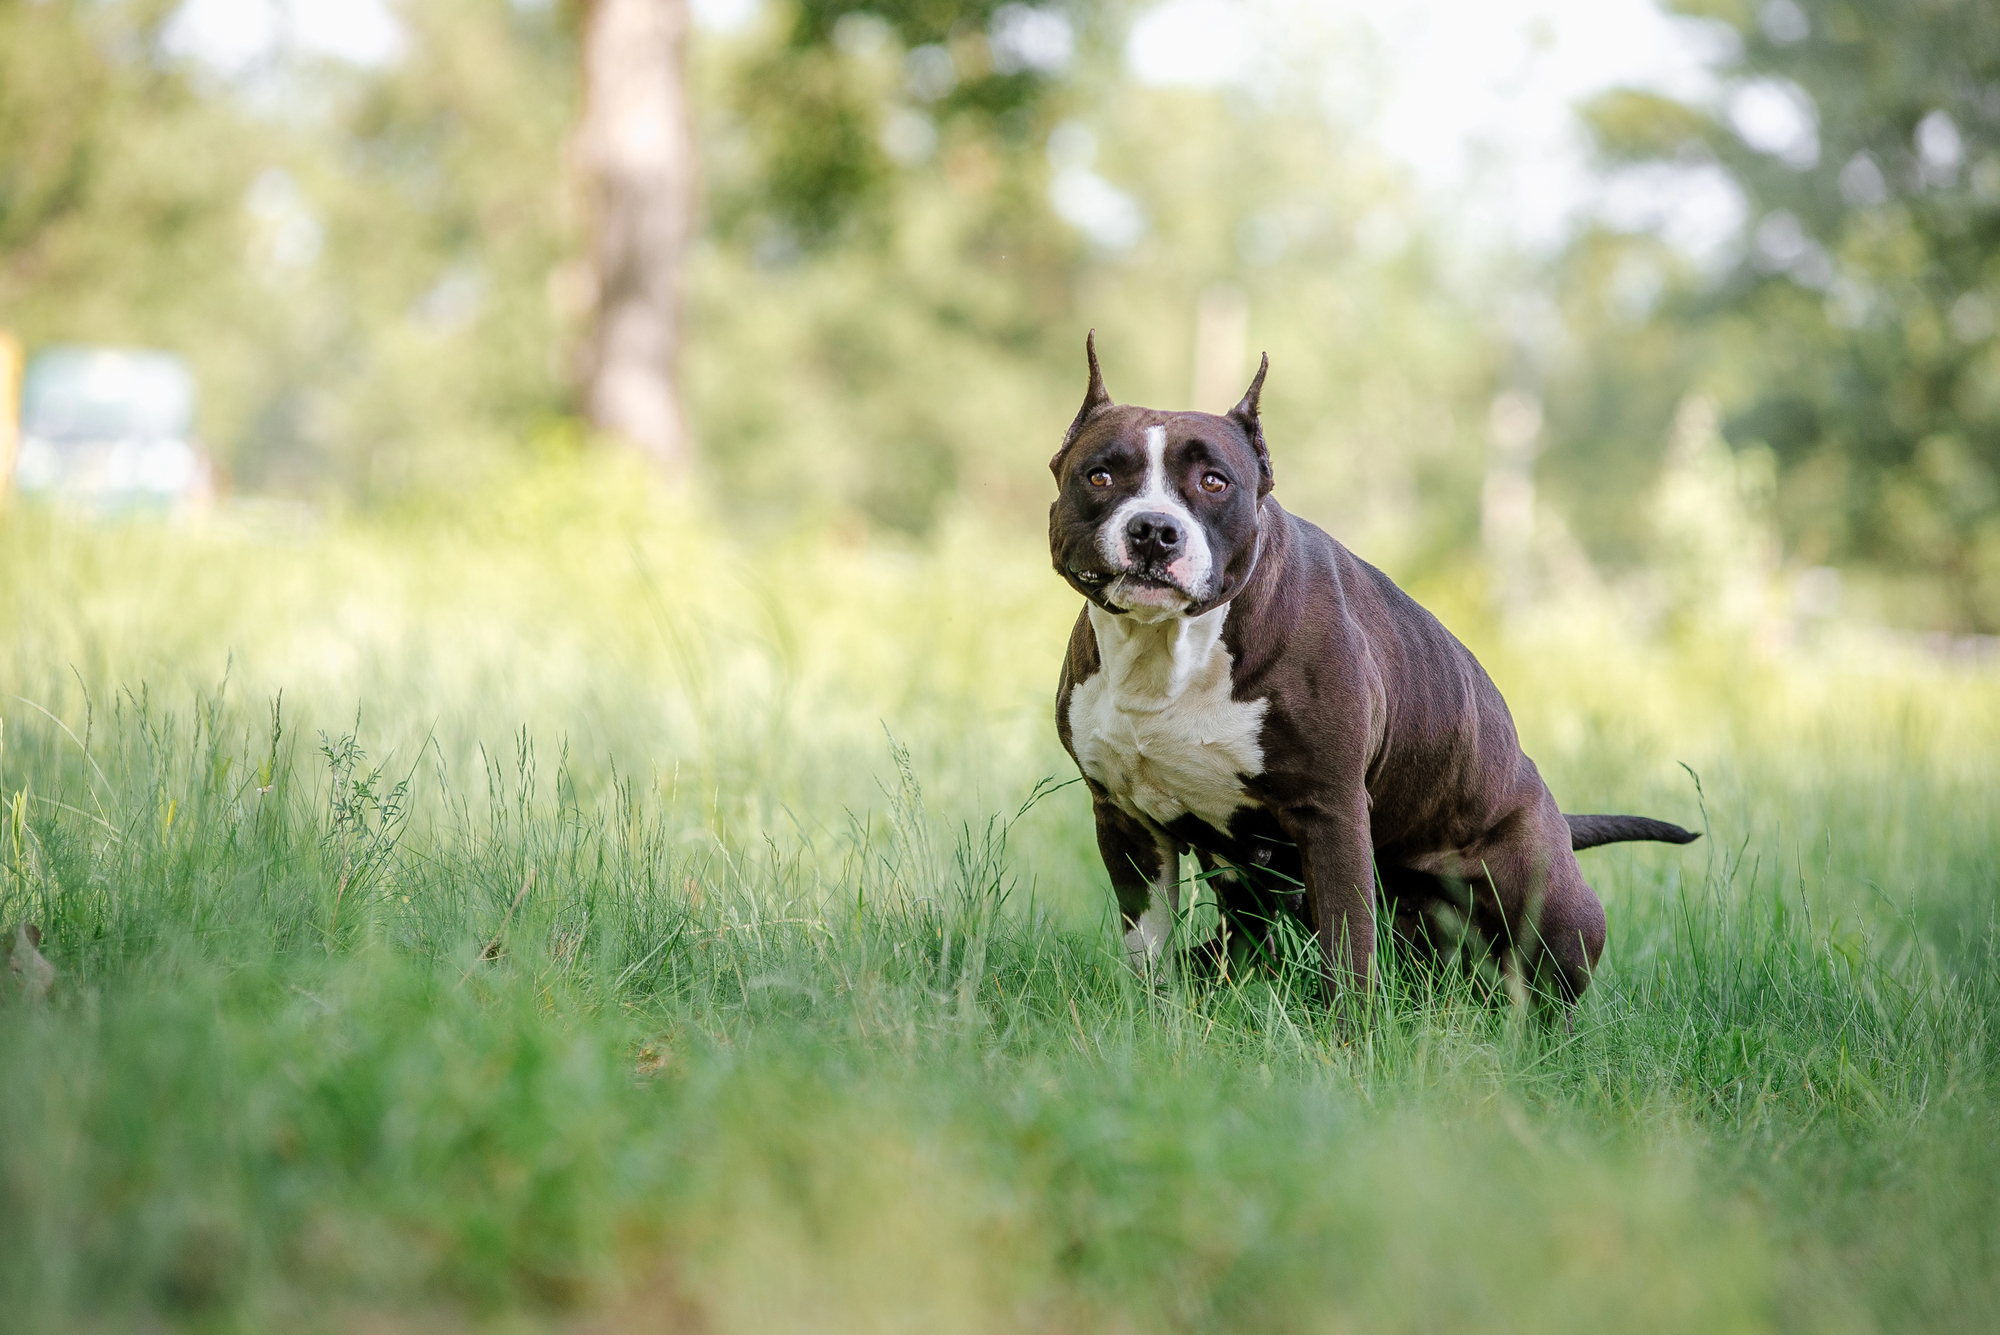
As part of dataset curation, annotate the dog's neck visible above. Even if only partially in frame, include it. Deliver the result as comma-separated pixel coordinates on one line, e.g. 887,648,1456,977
1086,601,1232,706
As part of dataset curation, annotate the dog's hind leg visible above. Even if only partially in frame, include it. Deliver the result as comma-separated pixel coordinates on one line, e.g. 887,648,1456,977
1185,851,1241,978
1377,864,1473,981
1189,850,1303,977
1460,800,1608,1011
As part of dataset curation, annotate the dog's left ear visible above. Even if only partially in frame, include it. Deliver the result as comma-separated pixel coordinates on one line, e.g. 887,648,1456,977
1228,353,1274,495
1052,330,1115,474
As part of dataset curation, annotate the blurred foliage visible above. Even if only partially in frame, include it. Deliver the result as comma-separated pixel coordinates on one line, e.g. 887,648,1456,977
0,0,580,497
1550,0,2000,630
0,0,576,498
740,0,1088,243
690,2,1500,544
0,0,290,475
10,0,2000,625
0,0,1503,554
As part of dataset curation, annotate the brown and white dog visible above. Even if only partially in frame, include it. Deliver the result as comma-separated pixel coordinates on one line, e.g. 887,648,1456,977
1048,334,1694,1011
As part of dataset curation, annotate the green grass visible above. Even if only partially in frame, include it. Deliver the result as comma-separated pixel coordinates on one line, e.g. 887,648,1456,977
3,460,1997,1332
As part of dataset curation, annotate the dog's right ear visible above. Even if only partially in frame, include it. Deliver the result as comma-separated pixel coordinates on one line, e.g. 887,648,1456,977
1228,352,1273,496
1051,330,1114,474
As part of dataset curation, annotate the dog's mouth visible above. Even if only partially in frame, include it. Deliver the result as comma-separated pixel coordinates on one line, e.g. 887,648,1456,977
1103,568,1193,611
1065,558,1197,612
1069,563,1110,587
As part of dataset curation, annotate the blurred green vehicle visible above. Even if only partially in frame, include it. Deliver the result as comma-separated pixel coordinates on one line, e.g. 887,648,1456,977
8,346,214,513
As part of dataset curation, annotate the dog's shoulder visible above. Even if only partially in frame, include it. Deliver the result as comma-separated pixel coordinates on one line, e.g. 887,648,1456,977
1063,603,1101,679
1275,507,1394,611
1281,509,1472,666
1054,604,1101,756
1292,516,1518,760
1229,505,1379,667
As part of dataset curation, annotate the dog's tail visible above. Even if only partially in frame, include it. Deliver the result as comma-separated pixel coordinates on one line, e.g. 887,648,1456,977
1565,813,1700,851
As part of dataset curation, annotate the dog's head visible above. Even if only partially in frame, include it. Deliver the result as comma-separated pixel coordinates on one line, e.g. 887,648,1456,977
1048,332,1272,618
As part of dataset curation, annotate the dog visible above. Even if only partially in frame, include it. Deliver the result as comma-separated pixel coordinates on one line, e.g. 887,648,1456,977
1048,333,1695,1012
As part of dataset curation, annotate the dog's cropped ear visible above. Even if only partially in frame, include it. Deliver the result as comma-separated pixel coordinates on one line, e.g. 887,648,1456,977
1228,352,1274,495
1051,330,1114,474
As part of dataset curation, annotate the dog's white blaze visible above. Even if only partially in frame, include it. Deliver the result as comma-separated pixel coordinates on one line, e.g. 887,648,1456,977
1097,424,1214,601
1068,602,1266,834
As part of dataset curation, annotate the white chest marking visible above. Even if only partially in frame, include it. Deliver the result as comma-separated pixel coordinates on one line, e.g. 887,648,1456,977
1068,602,1267,831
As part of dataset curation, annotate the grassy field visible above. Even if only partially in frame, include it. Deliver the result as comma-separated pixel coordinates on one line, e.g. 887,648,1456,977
3,459,1997,1333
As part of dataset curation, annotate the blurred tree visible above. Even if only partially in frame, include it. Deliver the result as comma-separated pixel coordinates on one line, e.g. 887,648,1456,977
1551,0,2000,630
0,0,1501,564
572,0,696,467
557,0,1106,484
564,0,1098,476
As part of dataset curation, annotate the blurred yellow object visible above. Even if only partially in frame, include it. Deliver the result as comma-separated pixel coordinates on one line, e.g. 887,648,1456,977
0,331,20,504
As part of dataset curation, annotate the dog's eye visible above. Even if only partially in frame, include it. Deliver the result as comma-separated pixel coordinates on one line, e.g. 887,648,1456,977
1087,468,1113,488
1200,473,1229,495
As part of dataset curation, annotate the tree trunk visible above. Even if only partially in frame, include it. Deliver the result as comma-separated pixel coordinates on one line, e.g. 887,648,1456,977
573,0,694,468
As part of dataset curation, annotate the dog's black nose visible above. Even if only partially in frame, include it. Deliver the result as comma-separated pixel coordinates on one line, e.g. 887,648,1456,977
1126,511,1183,560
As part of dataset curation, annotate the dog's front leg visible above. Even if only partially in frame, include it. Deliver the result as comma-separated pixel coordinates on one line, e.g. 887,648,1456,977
1089,787,1182,972
1285,794,1379,1011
